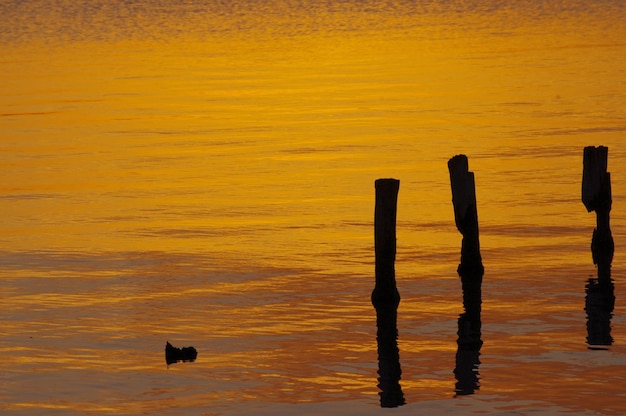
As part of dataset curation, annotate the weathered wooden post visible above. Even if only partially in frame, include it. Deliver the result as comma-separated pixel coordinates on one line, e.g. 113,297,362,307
582,145,614,283
449,155,483,395
372,178,401,306
582,145,615,349
448,155,484,309
372,178,404,407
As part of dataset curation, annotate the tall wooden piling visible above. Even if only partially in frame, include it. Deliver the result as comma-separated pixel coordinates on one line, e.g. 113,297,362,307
448,155,484,303
449,155,483,394
582,145,614,283
372,178,401,306
448,155,484,278
372,178,404,407
582,146,615,349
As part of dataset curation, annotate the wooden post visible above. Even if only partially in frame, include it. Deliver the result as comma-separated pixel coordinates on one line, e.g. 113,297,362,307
449,155,483,395
582,146,613,283
448,155,484,301
372,178,400,306
372,178,405,407
582,146,615,349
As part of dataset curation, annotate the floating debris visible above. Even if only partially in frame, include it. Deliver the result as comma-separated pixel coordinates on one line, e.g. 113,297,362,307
165,341,198,365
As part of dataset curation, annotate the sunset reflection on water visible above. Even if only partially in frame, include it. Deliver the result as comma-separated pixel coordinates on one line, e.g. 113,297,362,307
2,0,626,414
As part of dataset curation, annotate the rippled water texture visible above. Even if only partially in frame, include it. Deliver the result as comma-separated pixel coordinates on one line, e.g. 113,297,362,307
2,1,626,414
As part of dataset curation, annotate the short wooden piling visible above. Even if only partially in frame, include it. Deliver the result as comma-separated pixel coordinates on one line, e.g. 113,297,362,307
582,146,614,283
372,178,401,306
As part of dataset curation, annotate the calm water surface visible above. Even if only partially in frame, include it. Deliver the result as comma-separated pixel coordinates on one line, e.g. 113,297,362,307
2,1,626,414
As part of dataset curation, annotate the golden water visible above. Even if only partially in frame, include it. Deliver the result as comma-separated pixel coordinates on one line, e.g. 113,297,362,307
2,1,626,414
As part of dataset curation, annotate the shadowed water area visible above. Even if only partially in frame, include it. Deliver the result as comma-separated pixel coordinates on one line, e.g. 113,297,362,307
1,0,626,414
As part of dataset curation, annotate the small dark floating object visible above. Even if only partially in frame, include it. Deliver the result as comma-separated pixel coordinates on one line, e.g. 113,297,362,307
165,341,198,365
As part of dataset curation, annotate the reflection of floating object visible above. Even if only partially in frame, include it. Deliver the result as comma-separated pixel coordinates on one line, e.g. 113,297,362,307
588,344,611,351
165,341,198,364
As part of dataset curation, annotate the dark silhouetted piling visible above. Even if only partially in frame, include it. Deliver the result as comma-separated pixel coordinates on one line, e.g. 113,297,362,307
448,155,484,280
372,178,401,306
371,178,404,407
582,146,615,350
582,146,614,283
449,155,483,395
448,155,484,296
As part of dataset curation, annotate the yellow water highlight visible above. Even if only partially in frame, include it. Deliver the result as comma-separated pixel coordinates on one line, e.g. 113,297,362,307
2,1,626,414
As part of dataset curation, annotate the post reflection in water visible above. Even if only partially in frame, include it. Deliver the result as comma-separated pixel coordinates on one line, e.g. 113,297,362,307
454,275,483,396
585,277,615,350
374,299,406,407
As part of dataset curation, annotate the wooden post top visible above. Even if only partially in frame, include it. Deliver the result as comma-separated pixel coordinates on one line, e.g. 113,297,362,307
448,154,476,226
375,178,400,190
582,145,611,213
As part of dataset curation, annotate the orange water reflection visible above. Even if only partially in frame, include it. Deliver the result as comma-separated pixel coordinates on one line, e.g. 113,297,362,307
2,0,626,414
